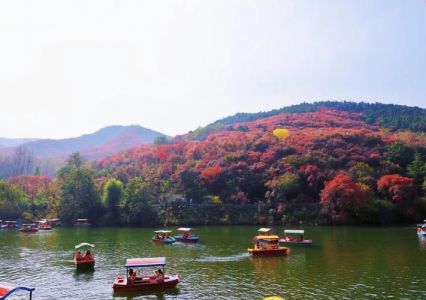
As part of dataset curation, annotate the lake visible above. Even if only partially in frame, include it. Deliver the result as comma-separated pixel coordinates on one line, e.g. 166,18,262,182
0,226,425,299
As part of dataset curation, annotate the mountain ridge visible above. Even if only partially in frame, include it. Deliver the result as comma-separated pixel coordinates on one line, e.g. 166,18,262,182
1,125,166,159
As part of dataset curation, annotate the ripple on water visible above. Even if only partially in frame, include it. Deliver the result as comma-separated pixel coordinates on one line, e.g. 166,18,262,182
1,226,426,299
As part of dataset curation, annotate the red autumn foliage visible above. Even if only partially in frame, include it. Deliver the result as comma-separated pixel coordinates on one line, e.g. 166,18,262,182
320,174,370,223
201,166,223,181
96,109,424,214
8,175,52,201
377,174,416,204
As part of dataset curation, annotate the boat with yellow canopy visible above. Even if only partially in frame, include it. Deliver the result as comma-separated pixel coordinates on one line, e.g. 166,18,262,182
248,234,288,256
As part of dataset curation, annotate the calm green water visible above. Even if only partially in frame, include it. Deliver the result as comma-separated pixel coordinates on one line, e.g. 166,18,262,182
0,226,425,300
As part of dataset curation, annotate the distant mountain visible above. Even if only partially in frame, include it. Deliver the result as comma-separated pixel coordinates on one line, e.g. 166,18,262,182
0,138,39,149
1,125,166,160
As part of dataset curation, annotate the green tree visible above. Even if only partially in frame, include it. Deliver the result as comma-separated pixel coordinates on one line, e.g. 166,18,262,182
59,167,102,224
67,152,85,168
276,173,300,198
0,182,26,219
102,178,123,224
120,177,160,226
387,142,414,168
407,152,425,186
153,135,169,146
350,162,375,184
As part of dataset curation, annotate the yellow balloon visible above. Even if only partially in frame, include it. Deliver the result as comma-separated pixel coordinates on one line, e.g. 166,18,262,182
273,128,290,140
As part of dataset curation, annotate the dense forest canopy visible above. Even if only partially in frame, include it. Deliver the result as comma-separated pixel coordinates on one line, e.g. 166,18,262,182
1,102,425,226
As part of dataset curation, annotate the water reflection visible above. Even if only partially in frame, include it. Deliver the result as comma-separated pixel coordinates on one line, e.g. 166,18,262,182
73,268,95,282
418,236,426,249
112,287,180,299
250,256,285,273
1,226,425,299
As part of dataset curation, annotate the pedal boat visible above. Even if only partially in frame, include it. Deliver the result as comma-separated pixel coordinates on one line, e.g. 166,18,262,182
152,230,176,244
112,257,179,292
74,242,95,270
0,221,18,230
279,230,313,246
248,235,288,256
47,218,62,227
417,221,426,236
73,219,91,226
37,220,52,230
174,227,199,243
19,224,39,233
0,283,35,300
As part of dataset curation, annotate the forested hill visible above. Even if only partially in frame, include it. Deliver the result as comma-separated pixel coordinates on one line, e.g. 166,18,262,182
1,103,426,226
187,102,426,141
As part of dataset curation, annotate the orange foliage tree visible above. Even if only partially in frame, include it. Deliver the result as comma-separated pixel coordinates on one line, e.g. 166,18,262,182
320,173,371,224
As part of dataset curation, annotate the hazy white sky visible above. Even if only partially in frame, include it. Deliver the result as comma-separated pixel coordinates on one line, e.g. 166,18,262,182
0,0,425,138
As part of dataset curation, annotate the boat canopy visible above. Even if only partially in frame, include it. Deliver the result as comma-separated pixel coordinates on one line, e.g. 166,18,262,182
125,257,166,268
258,228,272,233
76,219,88,222
284,230,304,235
255,235,280,240
5,221,17,224
22,224,36,226
75,242,95,250
154,230,172,233
49,218,61,221
0,282,35,300
177,227,192,232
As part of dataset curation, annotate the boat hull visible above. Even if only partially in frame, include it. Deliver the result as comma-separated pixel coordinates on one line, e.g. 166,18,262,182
19,228,38,233
113,274,179,292
74,259,95,270
417,231,426,236
248,247,288,256
174,236,199,243
152,238,176,244
38,227,52,231
279,239,313,246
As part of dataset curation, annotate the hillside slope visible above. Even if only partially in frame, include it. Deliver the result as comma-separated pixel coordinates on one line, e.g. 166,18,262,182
185,102,426,141
97,105,426,224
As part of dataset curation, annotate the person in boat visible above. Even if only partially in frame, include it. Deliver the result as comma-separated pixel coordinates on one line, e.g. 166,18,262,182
255,241,260,249
84,250,93,260
129,268,136,283
156,269,164,281
76,251,83,261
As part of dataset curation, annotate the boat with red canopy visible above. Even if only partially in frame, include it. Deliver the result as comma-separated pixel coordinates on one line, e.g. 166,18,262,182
74,242,95,270
112,257,179,292
0,282,35,300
